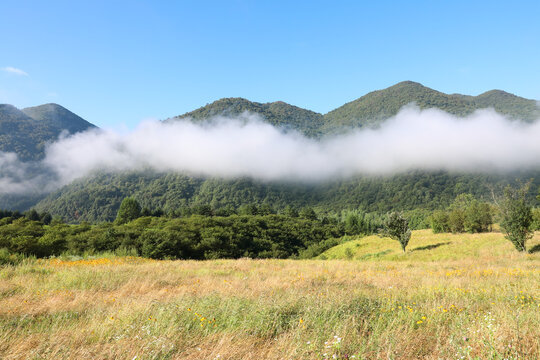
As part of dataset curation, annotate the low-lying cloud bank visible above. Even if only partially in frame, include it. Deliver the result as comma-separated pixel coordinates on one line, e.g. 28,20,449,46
2,106,540,194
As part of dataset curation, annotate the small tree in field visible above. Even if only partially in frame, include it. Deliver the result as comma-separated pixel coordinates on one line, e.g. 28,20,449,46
115,197,141,225
499,183,533,252
384,212,411,252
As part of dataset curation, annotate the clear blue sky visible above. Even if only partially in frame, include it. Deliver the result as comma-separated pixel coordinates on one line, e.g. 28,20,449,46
1,0,539,128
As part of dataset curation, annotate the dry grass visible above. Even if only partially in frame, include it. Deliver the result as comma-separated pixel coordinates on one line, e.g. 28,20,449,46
0,231,539,359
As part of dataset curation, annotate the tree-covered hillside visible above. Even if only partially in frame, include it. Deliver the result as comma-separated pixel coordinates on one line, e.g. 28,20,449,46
34,170,540,223
2,82,539,218
0,103,95,160
321,81,540,133
170,97,325,137
22,103,96,135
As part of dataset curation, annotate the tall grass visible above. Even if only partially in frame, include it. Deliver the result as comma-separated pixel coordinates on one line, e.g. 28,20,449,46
0,231,538,359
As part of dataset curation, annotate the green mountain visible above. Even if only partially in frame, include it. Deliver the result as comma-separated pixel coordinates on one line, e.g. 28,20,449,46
321,81,540,133
167,82,539,137
0,103,95,161
2,81,539,219
170,97,325,137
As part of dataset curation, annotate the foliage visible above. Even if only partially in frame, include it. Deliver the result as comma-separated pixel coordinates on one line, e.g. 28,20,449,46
532,208,540,231
383,212,411,252
0,212,344,260
430,194,493,234
430,210,450,233
499,183,534,252
33,170,540,223
115,197,142,224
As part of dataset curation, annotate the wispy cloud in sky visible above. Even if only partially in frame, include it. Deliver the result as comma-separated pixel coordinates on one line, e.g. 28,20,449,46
1,66,29,76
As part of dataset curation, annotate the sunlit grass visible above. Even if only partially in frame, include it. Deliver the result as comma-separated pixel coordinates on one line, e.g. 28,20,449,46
0,230,538,359
319,229,540,261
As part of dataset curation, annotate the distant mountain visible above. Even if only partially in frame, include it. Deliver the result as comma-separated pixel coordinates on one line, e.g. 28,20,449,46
321,81,540,133
170,97,325,137
0,103,95,161
22,103,96,135
2,82,539,217
167,82,539,137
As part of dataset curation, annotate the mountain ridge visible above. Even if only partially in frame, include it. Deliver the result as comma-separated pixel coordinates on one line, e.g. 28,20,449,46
169,81,539,136
0,103,96,161
1,81,539,218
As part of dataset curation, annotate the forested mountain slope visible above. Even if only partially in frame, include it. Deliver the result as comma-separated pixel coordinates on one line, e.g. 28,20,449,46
0,103,95,160
3,82,539,219
34,170,540,223
169,82,539,137
321,81,540,133
170,98,325,137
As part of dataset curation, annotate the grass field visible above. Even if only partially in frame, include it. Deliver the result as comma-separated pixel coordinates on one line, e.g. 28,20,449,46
0,230,539,359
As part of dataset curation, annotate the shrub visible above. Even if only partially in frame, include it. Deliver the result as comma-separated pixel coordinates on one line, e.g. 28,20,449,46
383,212,411,252
430,210,450,233
499,184,533,252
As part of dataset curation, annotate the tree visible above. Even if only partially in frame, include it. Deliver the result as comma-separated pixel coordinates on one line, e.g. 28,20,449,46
25,209,40,222
499,183,533,252
283,206,299,218
298,207,317,220
115,198,141,225
430,210,449,233
383,212,411,252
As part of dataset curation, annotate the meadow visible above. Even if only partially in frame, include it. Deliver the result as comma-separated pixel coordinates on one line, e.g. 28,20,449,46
0,230,539,360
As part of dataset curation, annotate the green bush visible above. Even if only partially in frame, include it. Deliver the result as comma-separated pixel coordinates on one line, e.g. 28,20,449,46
430,210,450,233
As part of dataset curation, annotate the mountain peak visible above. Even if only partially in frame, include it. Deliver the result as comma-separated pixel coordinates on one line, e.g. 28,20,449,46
172,97,324,137
22,103,95,134
0,103,96,161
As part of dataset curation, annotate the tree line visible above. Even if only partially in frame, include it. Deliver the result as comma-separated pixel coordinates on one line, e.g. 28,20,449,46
1,186,539,264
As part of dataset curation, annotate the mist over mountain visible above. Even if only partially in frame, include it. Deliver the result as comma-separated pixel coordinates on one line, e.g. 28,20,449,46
1,81,539,220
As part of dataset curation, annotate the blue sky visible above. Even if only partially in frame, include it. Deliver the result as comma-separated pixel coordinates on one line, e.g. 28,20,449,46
1,0,539,128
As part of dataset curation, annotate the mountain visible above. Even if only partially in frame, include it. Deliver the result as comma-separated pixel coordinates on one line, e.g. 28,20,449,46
22,103,96,135
0,103,95,161
321,81,540,133
167,82,539,137
170,97,325,137
2,82,539,219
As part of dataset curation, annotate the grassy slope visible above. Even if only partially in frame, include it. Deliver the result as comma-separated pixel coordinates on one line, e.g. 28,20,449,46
319,229,540,261
0,231,539,359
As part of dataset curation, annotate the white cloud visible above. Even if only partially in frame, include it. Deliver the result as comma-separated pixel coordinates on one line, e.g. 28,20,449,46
1,66,29,76
0,106,540,194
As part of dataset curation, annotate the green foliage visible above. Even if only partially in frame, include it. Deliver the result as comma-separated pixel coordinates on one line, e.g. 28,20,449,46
340,209,383,235
0,212,345,261
430,210,450,233
34,170,540,224
430,194,493,234
0,248,27,265
298,207,317,220
532,208,540,231
115,197,141,224
296,237,341,259
383,212,411,252
499,183,534,252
